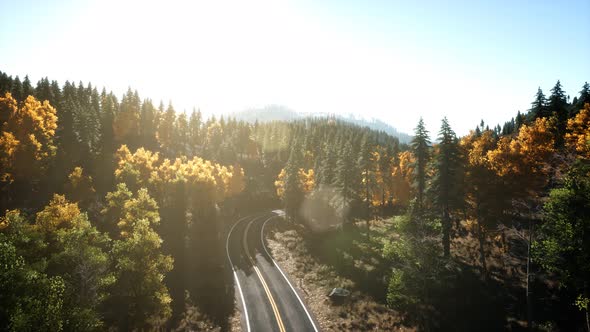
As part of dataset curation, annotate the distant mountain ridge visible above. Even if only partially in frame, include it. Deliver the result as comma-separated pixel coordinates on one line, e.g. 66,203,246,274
230,105,412,144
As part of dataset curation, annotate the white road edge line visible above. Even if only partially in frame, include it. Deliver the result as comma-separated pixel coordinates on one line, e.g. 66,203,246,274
226,214,255,332
261,215,320,332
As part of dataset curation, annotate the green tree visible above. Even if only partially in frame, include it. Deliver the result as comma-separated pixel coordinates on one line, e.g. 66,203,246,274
430,117,462,257
572,82,590,117
410,118,431,211
139,99,158,150
188,108,202,156
10,76,23,102
335,141,357,225
283,140,304,221
114,89,141,149
533,161,590,331
0,211,66,332
530,87,548,120
157,102,176,157
174,112,189,156
22,76,33,99
35,195,112,331
547,80,569,147
103,188,173,330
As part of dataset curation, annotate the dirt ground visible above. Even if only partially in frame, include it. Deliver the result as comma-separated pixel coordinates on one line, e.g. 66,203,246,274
265,220,415,331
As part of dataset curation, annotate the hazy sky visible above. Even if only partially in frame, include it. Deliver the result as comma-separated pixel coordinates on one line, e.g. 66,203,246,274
1,0,589,136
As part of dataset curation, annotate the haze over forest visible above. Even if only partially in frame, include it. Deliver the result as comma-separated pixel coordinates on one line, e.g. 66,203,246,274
1,1,590,331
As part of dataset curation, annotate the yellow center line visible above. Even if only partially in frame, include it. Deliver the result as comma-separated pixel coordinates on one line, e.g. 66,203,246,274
244,219,286,332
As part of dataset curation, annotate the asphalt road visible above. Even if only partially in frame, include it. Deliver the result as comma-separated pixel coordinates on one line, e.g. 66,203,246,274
226,211,320,332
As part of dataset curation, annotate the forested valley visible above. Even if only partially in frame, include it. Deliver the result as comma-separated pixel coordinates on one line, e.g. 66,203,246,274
1,70,590,331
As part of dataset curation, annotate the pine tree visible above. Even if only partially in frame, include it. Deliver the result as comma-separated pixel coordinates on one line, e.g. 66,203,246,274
157,102,176,157
530,87,548,120
188,108,202,156
35,77,57,105
319,142,336,186
335,141,357,225
22,75,33,99
547,80,568,147
114,88,141,149
283,139,304,221
174,112,189,156
431,117,462,257
95,90,118,194
11,76,23,102
57,81,81,174
139,99,158,150
572,82,590,117
411,117,431,211
357,134,373,219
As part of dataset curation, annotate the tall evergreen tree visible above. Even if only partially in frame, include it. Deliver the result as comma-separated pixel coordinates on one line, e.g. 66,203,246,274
357,133,373,219
530,87,548,120
283,138,304,221
57,81,81,175
411,117,431,211
188,108,202,156
431,117,461,257
139,99,158,150
335,141,357,225
114,88,141,149
157,102,176,157
572,82,590,117
11,75,23,102
547,80,569,147
22,75,33,99
174,112,189,156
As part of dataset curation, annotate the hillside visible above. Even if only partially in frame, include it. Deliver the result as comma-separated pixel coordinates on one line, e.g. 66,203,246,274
231,105,413,144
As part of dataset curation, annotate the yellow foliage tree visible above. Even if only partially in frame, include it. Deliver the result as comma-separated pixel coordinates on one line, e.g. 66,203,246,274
274,168,315,199
227,164,246,197
370,147,395,209
114,145,244,204
300,168,315,194
115,145,160,190
487,117,555,194
36,194,84,232
566,103,590,159
0,93,57,182
392,150,414,206
64,166,96,207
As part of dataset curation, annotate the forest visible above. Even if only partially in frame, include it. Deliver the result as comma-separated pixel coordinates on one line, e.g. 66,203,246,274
1,69,590,331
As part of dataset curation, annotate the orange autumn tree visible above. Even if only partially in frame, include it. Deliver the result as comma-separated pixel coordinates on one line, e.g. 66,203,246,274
113,145,244,204
487,117,556,197
0,93,57,183
566,103,590,159
274,167,315,199
460,129,501,276
112,145,244,317
64,166,96,208
114,145,161,191
392,150,414,206
36,194,84,233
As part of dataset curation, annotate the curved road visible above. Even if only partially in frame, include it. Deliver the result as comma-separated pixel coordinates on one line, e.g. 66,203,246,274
226,211,319,332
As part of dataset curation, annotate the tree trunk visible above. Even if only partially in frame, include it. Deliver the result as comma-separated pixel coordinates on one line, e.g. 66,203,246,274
382,188,386,218
477,214,488,279
526,221,533,331
442,206,451,257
